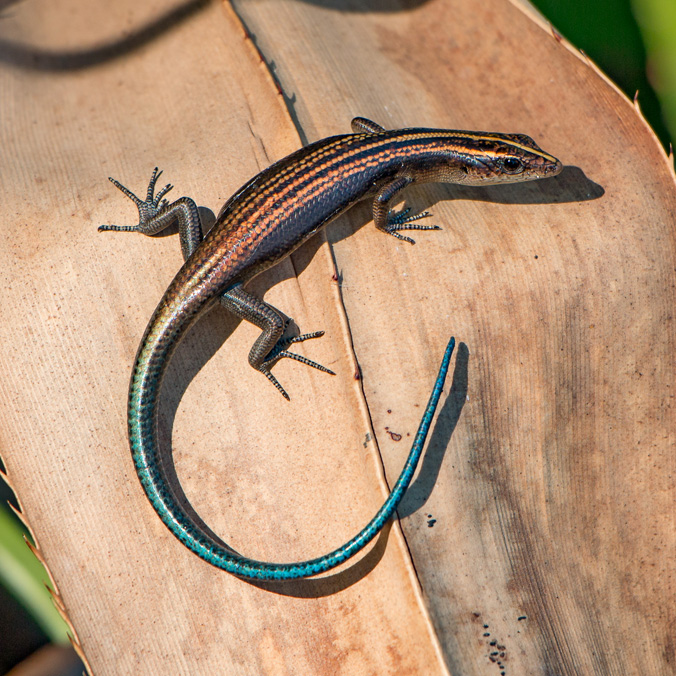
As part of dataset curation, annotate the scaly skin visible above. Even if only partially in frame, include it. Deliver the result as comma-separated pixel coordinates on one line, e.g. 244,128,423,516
100,117,561,579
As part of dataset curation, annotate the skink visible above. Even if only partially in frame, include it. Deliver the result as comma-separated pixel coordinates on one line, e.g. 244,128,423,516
100,117,561,580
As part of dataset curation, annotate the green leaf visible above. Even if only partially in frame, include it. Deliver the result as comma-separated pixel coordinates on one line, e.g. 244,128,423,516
0,505,70,643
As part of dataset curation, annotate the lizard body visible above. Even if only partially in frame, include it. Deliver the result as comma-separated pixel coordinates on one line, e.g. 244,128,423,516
100,117,561,579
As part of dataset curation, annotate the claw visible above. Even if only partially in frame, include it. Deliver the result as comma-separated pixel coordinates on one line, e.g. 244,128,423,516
146,167,161,202
385,206,440,244
276,351,335,375
260,330,334,398
99,168,169,233
107,176,145,208
98,223,138,232
262,369,290,401
388,206,413,224
154,182,174,206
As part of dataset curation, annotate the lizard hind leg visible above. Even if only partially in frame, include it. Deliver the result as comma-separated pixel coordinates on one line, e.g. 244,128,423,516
219,284,334,400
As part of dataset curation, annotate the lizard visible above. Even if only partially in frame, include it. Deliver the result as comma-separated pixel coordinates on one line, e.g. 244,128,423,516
100,116,562,580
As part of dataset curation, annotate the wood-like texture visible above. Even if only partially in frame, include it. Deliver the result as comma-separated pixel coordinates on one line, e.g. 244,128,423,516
1,0,674,674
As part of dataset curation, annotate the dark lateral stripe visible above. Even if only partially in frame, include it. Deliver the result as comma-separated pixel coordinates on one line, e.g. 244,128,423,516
223,129,557,234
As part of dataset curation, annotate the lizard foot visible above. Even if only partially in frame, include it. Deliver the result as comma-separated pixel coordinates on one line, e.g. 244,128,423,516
99,167,174,233
261,331,335,400
385,206,441,244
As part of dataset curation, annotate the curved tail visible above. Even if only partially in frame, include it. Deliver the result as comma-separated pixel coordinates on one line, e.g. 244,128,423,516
128,291,454,580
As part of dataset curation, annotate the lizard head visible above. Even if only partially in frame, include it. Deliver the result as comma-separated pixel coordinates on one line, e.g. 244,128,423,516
453,132,562,185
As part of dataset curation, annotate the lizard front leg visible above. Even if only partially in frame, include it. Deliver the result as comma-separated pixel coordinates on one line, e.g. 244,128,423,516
100,169,331,399
372,176,441,244
99,167,203,261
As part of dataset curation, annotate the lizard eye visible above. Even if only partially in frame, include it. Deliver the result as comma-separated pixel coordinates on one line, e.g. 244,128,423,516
499,157,524,174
